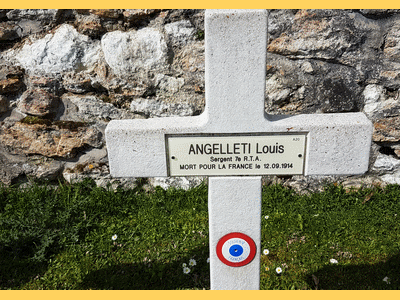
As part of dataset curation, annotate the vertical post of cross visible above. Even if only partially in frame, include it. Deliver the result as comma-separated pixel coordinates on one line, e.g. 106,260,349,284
205,10,267,290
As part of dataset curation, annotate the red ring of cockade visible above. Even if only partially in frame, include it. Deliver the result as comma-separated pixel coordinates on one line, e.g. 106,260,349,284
216,232,256,267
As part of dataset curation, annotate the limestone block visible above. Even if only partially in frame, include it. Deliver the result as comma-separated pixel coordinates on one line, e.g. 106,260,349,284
64,94,135,121
373,117,400,142
6,9,58,21
383,20,400,61
165,20,196,46
130,98,194,117
372,153,400,173
267,9,381,63
18,88,59,116
149,176,205,190
12,24,101,75
101,28,168,76
0,122,102,158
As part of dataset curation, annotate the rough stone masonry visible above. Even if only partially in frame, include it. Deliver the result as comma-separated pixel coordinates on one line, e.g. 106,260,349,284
0,9,400,190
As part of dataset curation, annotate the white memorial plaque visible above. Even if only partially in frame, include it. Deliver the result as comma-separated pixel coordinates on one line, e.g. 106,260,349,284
167,134,306,176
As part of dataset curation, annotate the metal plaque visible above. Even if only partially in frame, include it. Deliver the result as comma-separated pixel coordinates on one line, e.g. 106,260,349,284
166,133,307,176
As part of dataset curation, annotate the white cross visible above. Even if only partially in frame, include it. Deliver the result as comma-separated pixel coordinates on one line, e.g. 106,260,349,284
105,9,372,290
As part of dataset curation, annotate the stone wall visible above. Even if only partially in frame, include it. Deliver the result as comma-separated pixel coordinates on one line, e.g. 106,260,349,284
0,9,399,191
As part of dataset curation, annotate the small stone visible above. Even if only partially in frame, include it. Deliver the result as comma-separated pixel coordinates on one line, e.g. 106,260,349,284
63,94,135,121
372,153,400,173
18,88,59,116
63,76,93,94
383,20,400,61
0,77,23,94
373,117,400,142
130,98,194,118
29,76,62,95
6,9,58,22
75,14,104,38
165,20,196,46
0,95,9,113
0,23,19,41
149,177,205,191
362,84,385,118
89,9,121,19
301,61,313,74
123,9,161,22
173,41,205,73
0,64,24,80
35,160,64,180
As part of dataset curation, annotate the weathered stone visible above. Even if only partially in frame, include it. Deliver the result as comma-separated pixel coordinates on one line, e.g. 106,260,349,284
89,9,122,19
35,159,64,180
18,88,59,116
0,77,23,94
29,76,63,95
165,20,196,46
63,78,93,94
62,94,135,121
267,10,381,64
0,143,29,185
265,73,292,106
130,97,194,117
362,84,400,120
359,9,400,18
267,9,297,41
321,78,359,113
0,64,24,80
0,23,19,41
0,94,9,113
123,9,161,22
373,117,400,142
383,20,400,61
173,41,205,73
101,27,168,76
12,24,101,75
75,14,104,38
0,159,25,185
155,74,184,94
265,52,363,115
16,20,45,38
372,153,400,173
380,171,400,185
0,121,102,158
64,148,108,171
149,176,205,191
6,9,59,22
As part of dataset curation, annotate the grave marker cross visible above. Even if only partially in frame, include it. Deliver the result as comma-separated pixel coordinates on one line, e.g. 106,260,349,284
105,9,372,290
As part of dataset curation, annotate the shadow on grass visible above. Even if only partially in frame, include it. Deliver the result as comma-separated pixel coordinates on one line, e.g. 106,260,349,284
78,245,211,290
306,253,400,290
0,245,49,289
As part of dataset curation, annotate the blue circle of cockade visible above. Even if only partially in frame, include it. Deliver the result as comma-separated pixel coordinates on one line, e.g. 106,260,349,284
229,244,244,257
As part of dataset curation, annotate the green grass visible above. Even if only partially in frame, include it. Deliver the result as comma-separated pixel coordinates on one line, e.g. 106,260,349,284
0,179,399,289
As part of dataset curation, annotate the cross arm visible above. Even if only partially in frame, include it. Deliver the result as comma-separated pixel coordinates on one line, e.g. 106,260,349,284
105,111,372,178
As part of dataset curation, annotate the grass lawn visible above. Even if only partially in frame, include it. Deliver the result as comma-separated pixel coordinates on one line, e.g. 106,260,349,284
0,179,399,289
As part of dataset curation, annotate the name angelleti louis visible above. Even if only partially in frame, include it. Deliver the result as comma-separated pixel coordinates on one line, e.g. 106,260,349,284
188,142,285,155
